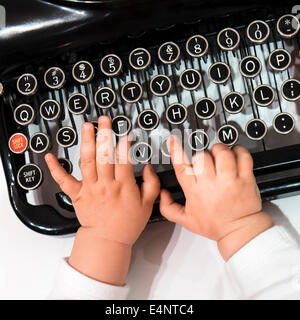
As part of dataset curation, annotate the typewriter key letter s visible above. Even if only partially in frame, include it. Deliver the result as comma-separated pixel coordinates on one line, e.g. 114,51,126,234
56,127,77,148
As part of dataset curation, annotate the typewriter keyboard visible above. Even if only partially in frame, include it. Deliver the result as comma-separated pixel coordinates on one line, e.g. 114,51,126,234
2,12,300,220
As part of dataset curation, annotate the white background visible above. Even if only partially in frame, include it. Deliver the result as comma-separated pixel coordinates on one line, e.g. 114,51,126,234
1,163,300,299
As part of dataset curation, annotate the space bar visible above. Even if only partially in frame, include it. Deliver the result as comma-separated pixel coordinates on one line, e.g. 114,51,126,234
253,143,300,176
156,143,300,188
137,144,300,189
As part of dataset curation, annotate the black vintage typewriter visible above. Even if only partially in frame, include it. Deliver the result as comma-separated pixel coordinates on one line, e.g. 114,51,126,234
1,0,300,235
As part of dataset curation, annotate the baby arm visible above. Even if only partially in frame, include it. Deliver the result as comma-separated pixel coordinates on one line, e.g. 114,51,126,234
45,116,160,298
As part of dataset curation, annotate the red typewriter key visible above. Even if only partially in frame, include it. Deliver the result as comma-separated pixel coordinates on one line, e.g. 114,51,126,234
8,133,28,154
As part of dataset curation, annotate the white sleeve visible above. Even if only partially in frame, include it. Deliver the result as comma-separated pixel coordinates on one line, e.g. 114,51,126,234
48,258,130,300
225,225,300,299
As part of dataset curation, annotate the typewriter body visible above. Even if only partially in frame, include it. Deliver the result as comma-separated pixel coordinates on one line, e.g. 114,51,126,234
1,0,300,235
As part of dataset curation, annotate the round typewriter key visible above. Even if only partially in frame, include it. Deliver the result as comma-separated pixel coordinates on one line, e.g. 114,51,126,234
158,41,180,64
14,104,35,126
150,75,172,96
253,85,275,107
67,93,88,115
277,14,300,39
112,115,132,136
100,54,122,77
72,61,94,83
217,124,239,146
188,130,209,151
239,56,262,78
217,28,240,51
129,48,151,70
166,103,187,125
29,132,50,153
281,79,300,101
208,62,231,84
17,73,38,96
56,127,77,148
17,163,43,191
268,49,291,72
137,109,160,131
246,20,270,44
44,67,65,89
40,100,61,121
273,112,295,135
160,137,170,157
58,158,73,174
179,69,202,91
186,35,209,58
132,142,152,163
195,98,216,119
95,87,116,109
121,81,143,103
8,133,28,154
245,119,267,141
223,92,245,114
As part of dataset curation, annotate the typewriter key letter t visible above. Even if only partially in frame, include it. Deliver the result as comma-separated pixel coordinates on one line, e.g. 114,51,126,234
45,116,160,286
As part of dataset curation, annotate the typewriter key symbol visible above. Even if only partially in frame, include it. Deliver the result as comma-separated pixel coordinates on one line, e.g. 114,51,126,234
225,32,233,47
79,63,87,79
51,70,59,86
108,57,116,73
166,45,173,60
255,24,263,40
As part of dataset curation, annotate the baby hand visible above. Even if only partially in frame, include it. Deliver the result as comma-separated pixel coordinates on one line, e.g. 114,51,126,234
160,136,273,261
45,116,160,285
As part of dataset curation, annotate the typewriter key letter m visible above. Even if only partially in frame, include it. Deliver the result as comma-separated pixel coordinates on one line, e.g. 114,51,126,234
0,5,5,29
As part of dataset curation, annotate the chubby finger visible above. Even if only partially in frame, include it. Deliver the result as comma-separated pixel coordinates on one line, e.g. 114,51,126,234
168,135,196,189
96,116,114,181
192,151,215,179
114,135,135,183
45,153,81,199
232,145,253,178
211,143,237,178
160,189,186,225
80,122,97,183
141,164,160,205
